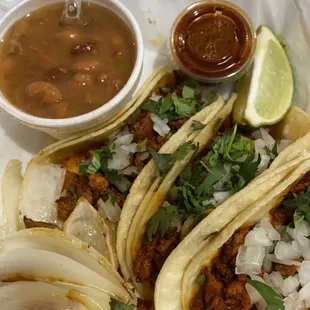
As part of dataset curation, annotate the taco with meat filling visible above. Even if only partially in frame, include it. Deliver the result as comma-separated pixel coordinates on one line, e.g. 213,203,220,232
1,66,225,271
182,157,310,310
121,106,310,301
153,110,310,310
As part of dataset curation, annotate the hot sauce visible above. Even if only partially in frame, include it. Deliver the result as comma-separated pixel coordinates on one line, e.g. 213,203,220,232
170,0,256,83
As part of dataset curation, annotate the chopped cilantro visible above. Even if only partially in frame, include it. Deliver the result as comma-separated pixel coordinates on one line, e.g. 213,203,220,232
247,280,284,310
136,139,147,153
147,203,185,240
109,193,117,205
171,141,198,163
265,143,278,160
159,97,173,114
149,150,172,174
172,93,197,117
196,165,227,196
283,186,310,228
150,142,197,175
109,300,135,310
141,100,157,114
203,90,218,106
196,273,206,286
182,84,195,99
191,120,205,131
78,146,114,175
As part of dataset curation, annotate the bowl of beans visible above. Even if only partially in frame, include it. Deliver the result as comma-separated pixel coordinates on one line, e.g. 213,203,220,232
0,0,144,139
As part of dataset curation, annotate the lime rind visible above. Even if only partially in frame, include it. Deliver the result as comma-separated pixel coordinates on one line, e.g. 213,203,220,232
244,25,294,127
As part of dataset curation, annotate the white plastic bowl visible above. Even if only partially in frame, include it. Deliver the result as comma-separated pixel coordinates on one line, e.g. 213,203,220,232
0,0,144,139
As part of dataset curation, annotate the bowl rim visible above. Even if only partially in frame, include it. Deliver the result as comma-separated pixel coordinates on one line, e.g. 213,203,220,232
0,0,144,128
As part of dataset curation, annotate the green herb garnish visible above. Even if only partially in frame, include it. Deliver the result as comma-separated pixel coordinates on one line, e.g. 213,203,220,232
150,142,198,175
191,120,205,131
283,186,310,228
247,280,284,310
136,139,147,153
147,203,185,240
78,146,114,175
109,300,135,310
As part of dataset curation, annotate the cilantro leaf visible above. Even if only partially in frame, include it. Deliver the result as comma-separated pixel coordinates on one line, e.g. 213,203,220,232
192,120,205,131
78,146,114,175
196,165,227,195
248,280,284,310
147,204,184,240
109,300,135,310
172,93,197,117
141,100,158,114
149,150,172,174
159,97,173,114
150,142,197,175
182,84,195,99
238,154,261,185
171,142,198,163
136,139,147,153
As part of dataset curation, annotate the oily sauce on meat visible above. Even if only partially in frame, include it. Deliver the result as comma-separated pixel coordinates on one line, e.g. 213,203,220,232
0,2,136,119
173,2,254,79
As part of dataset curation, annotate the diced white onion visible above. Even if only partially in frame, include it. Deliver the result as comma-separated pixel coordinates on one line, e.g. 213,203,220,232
108,148,131,171
284,291,305,310
121,143,137,153
274,241,301,261
267,254,301,266
299,281,310,302
281,276,300,297
299,261,310,286
213,191,231,203
263,256,272,273
288,221,310,239
257,154,271,173
259,219,281,241
260,128,276,148
246,283,263,305
97,198,121,223
122,166,139,176
113,133,134,148
150,93,162,102
150,113,171,137
254,139,267,156
269,271,284,290
292,236,310,260
244,227,272,247
202,198,216,207
139,152,150,161
162,201,170,208
235,245,265,275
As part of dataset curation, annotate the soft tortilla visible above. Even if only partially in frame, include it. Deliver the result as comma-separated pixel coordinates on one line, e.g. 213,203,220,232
154,106,310,310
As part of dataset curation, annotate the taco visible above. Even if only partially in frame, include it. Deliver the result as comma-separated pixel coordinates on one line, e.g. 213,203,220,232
1,66,224,268
122,106,310,301
182,156,310,310
153,110,310,310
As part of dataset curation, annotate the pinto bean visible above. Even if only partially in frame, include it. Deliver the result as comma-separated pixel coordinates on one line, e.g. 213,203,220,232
57,28,80,41
73,72,93,86
72,57,100,72
25,81,62,104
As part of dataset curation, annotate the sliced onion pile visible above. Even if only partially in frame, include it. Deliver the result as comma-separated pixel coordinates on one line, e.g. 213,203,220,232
237,218,310,309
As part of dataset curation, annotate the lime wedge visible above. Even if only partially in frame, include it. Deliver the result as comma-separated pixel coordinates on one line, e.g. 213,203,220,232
233,25,294,127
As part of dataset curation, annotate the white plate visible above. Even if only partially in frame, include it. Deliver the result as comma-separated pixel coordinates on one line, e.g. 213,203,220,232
0,0,310,222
